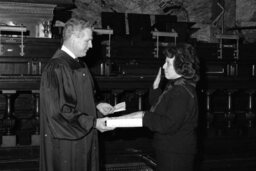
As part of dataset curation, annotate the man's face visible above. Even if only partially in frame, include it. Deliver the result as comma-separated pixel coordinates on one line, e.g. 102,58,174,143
73,28,93,57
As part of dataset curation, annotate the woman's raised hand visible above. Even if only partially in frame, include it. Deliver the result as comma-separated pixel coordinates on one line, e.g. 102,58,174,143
153,67,161,89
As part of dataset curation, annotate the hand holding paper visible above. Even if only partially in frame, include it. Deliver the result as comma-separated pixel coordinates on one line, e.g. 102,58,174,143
96,117,116,132
96,102,115,115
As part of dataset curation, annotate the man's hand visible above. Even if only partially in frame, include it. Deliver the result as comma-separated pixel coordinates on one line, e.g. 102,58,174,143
96,103,114,115
96,117,115,132
153,67,161,89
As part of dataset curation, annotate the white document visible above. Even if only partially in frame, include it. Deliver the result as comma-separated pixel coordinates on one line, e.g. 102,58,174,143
113,102,126,113
106,118,142,127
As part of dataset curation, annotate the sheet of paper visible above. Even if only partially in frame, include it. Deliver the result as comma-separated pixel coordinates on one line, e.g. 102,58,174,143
106,118,142,127
113,102,126,113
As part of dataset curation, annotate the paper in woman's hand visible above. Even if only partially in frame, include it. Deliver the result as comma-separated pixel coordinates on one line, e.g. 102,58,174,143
113,102,126,113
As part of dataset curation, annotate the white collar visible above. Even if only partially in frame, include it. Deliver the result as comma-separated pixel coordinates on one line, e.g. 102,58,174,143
61,45,76,59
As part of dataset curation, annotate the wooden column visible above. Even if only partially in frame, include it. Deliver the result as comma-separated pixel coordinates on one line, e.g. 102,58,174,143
206,89,215,137
31,90,40,145
136,89,147,111
1,90,16,147
224,89,236,136
246,90,256,136
112,89,124,105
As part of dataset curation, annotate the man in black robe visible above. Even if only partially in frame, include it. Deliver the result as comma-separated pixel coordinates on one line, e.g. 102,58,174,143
40,18,115,171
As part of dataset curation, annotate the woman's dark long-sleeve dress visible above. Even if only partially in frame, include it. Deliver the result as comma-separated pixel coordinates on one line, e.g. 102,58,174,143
40,50,99,171
143,78,198,171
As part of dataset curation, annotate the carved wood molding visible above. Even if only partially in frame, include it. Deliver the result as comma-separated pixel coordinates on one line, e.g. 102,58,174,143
0,0,72,5
0,2,56,19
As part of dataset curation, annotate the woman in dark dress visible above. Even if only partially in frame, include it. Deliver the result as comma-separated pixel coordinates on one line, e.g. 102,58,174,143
118,43,200,171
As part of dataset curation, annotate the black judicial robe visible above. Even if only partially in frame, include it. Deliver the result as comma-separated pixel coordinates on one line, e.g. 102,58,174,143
40,50,99,171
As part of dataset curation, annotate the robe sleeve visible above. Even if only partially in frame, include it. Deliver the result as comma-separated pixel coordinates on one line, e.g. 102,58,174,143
41,62,95,140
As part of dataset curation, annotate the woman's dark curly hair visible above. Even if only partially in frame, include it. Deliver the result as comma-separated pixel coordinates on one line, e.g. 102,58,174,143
163,43,200,83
